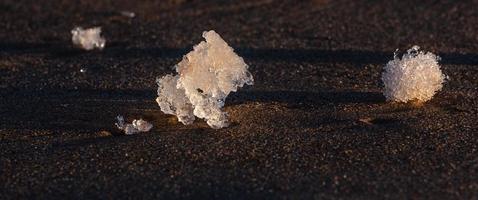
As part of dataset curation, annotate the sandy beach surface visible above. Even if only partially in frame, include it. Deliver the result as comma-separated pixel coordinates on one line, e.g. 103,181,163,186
1,0,478,199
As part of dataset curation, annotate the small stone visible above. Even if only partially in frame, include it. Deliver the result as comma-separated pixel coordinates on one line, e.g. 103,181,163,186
97,131,112,137
358,118,374,125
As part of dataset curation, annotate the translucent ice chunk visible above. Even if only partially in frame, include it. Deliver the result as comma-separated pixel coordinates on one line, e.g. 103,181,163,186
132,119,153,132
115,115,153,135
156,75,195,125
156,30,253,129
71,27,106,50
382,45,446,103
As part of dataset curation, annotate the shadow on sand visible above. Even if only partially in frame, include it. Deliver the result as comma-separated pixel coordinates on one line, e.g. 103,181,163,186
0,88,383,131
228,90,384,106
2,42,478,65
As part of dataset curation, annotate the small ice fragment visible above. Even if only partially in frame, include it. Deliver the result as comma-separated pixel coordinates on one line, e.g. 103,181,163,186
382,45,446,103
156,30,253,129
115,115,153,135
120,11,136,18
71,27,106,50
156,75,195,125
132,119,153,132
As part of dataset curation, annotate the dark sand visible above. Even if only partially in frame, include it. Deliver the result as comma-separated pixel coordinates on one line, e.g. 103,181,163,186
1,0,478,199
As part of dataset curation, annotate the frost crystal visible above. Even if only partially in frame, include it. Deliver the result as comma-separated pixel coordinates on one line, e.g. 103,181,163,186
382,46,446,103
156,30,254,129
115,115,153,135
156,75,195,125
71,27,106,50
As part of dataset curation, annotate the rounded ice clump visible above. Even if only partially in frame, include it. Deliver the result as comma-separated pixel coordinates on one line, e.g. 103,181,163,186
382,46,446,103
71,27,106,50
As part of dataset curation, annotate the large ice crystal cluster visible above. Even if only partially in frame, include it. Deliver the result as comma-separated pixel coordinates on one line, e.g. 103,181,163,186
156,30,254,129
71,27,106,50
382,46,446,103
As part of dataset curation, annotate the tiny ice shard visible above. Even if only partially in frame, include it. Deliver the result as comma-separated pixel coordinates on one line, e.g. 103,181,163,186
132,119,153,132
71,27,106,50
382,45,446,103
120,11,136,18
115,115,153,135
156,30,253,129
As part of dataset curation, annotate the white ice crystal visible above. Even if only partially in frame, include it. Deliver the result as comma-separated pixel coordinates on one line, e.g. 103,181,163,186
156,74,195,125
382,45,446,103
156,30,254,129
115,115,153,135
71,27,106,50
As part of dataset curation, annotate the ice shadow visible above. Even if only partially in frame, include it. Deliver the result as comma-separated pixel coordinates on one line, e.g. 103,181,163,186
0,88,157,132
86,46,478,65
0,42,79,56
0,88,382,131
3,42,478,65
0,42,187,59
228,90,385,107
241,48,478,65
